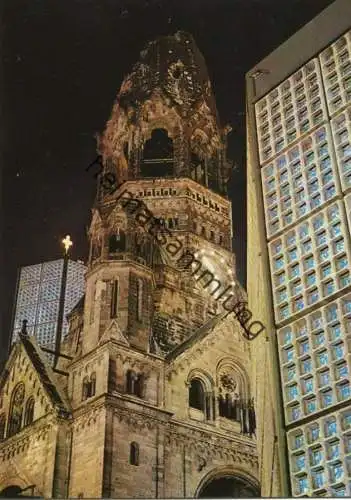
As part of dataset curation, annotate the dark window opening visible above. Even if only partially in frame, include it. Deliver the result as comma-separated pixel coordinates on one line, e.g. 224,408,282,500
189,378,205,411
140,129,174,178
126,370,144,397
110,280,119,319
0,414,6,441
130,442,139,465
82,373,96,401
8,383,25,437
23,397,35,427
191,153,205,183
109,232,126,254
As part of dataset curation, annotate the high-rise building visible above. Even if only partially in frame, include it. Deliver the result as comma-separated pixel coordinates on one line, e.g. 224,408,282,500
0,32,259,498
11,258,86,353
247,0,351,496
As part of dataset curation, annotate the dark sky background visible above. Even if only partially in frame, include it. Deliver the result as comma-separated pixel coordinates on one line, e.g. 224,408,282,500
2,0,334,364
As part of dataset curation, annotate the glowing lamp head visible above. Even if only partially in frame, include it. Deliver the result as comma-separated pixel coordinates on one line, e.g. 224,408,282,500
62,234,73,254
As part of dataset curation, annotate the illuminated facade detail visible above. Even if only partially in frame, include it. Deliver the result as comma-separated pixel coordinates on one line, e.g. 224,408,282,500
0,32,259,498
247,2,351,496
11,258,86,351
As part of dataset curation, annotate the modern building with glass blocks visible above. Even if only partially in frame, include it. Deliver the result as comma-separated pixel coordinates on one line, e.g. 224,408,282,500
11,259,86,351
246,0,351,497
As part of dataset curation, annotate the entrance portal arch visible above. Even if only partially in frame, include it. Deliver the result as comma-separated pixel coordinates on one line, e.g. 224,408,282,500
0,486,23,497
195,467,260,498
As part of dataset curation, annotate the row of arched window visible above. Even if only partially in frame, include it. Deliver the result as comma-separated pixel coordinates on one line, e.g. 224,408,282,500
188,378,256,436
0,383,35,441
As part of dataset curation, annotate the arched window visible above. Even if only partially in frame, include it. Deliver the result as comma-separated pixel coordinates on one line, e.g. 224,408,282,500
0,413,6,441
140,128,174,178
126,370,136,395
109,232,126,254
23,397,35,427
82,376,90,401
189,378,205,411
130,442,139,466
8,383,25,437
90,373,96,397
136,279,143,321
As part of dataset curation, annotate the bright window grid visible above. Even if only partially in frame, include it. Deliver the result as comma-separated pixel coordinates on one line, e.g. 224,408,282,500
261,125,340,239
331,106,351,192
268,201,351,323
319,30,351,118
278,294,351,424
255,57,328,165
288,408,351,496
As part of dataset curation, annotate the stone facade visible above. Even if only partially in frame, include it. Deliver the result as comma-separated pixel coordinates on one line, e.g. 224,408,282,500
0,31,260,498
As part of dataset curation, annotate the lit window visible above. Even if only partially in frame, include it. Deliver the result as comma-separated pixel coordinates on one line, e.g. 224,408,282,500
317,351,329,367
326,304,338,322
282,328,293,344
288,248,298,262
304,256,314,270
319,247,329,262
274,257,284,270
336,364,348,380
286,366,296,381
291,281,302,296
303,377,313,394
313,331,325,348
294,453,306,472
311,314,323,330
286,232,296,246
321,264,332,278
334,239,345,253
294,297,304,312
329,323,342,341
308,425,320,443
280,305,289,320
294,432,304,449
328,205,339,221
306,272,316,287
299,340,309,355
307,288,319,305
297,476,308,495
329,462,343,482
337,383,350,401
312,469,325,489
339,273,351,288
333,343,344,361
305,397,317,414
277,289,288,303
275,272,286,286
318,143,328,157
323,280,335,296
310,447,323,466
325,419,337,437
290,264,300,278
287,384,299,401
336,256,348,271
301,358,312,374
322,390,333,407
299,224,309,240
313,216,324,231
290,405,301,421
321,156,331,169
285,347,294,362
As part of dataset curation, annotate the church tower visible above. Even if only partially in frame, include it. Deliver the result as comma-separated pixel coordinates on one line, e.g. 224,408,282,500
0,32,260,498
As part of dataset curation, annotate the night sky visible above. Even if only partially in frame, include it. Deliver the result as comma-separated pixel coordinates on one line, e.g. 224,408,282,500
2,0,334,364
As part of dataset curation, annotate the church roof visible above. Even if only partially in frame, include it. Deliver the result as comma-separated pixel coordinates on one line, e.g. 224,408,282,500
19,334,71,415
166,310,230,361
